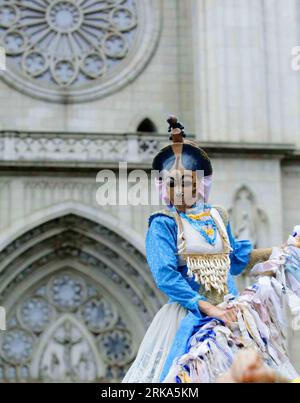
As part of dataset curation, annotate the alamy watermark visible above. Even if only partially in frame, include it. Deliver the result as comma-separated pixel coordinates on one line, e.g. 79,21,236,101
95,163,205,207
0,47,6,71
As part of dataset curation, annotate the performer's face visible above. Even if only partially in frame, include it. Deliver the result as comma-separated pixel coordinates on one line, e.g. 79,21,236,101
164,169,199,210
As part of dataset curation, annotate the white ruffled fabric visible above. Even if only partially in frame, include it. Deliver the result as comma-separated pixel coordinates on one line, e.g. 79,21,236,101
122,303,187,383
164,240,300,383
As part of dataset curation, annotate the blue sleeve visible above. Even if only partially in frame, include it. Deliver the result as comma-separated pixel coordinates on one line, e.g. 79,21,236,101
227,222,253,276
146,215,205,317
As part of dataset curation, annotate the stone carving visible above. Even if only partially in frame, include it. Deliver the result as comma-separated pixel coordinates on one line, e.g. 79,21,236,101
40,318,98,382
1,329,34,365
138,139,159,159
0,214,162,382
1,0,136,85
1,241,153,325
49,274,86,311
230,186,269,248
0,271,138,382
14,135,129,162
80,297,118,333
0,214,147,270
0,132,170,165
98,329,133,365
18,297,55,334
0,0,161,102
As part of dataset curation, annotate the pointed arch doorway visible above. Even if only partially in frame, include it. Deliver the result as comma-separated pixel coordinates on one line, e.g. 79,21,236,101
0,213,162,383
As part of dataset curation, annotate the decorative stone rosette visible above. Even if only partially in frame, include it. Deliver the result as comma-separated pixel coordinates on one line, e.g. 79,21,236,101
0,0,161,102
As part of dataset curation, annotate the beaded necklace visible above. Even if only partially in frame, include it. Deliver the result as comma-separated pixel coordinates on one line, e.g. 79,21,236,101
172,207,232,304
179,204,217,246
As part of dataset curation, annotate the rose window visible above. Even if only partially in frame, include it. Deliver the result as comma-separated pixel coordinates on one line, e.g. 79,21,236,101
0,0,160,102
0,272,138,382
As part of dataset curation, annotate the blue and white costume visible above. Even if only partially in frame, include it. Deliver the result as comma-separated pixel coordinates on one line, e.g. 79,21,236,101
123,203,253,383
123,117,300,383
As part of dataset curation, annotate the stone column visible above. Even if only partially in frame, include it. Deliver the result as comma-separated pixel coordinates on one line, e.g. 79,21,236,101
190,0,269,142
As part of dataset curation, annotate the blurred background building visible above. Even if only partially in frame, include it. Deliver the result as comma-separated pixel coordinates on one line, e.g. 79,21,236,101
0,0,299,382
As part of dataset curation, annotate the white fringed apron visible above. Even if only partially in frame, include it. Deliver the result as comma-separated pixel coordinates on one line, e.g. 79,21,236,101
176,208,232,305
122,303,187,383
123,208,230,383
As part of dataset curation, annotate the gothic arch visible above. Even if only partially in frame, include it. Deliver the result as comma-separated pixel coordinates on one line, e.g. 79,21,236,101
128,112,162,133
137,118,158,133
0,202,146,255
31,313,106,382
0,211,163,382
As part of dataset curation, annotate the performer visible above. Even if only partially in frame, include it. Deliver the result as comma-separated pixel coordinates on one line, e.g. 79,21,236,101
123,116,299,383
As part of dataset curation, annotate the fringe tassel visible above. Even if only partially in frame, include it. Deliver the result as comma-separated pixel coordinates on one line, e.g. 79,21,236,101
186,254,231,295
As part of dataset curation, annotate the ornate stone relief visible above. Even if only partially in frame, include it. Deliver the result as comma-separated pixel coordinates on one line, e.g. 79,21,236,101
0,214,162,382
0,271,135,382
0,132,168,165
0,0,161,102
229,186,269,248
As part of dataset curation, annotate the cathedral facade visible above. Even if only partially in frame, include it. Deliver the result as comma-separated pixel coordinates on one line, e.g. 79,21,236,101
0,0,299,382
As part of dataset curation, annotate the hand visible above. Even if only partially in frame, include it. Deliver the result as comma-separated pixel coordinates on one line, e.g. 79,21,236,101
199,301,237,325
217,350,280,383
208,306,237,325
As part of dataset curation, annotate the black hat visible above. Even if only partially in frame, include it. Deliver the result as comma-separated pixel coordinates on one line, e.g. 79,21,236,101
152,116,212,176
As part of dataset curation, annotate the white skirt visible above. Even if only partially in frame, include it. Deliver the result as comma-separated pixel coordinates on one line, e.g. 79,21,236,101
123,302,187,383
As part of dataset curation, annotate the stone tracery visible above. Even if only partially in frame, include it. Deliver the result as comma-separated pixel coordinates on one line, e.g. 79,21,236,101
0,0,160,102
0,214,162,382
0,0,137,84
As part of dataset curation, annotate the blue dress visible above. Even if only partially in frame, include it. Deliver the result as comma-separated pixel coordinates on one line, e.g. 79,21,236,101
146,212,253,381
